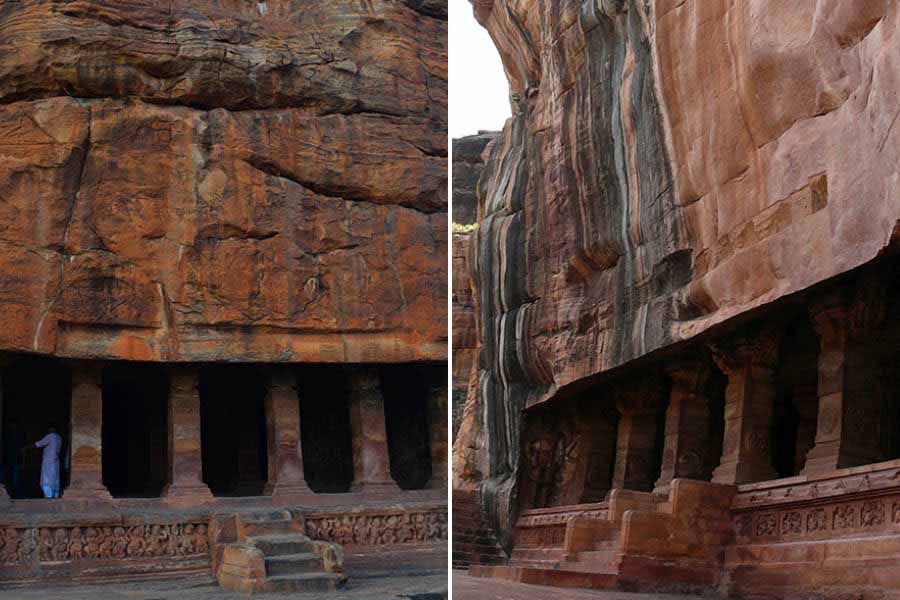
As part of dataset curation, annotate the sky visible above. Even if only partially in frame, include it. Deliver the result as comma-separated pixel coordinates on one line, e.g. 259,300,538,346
449,0,511,140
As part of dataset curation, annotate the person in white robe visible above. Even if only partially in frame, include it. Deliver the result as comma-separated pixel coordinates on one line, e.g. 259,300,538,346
35,427,62,499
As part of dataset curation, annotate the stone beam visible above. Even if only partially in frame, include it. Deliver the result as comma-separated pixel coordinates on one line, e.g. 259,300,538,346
63,363,112,500
162,366,213,503
709,327,781,485
349,367,401,495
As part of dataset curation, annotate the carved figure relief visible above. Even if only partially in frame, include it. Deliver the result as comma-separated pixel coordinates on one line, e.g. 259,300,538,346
525,415,579,508
35,523,208,563
833,505,857,530
861,501,885,527
807,509,828,533
0,528,29,565
781,512,802,535
756,514,777,537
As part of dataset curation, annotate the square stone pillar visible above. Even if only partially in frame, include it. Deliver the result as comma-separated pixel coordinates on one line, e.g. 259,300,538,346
802,283,886,475
162,367,212,503
349,367,401,495
429,383,448,490
263,368,313,499
611,378,664,493
654,357,712,495
64,363,111,500
0,363,7,506
709,328,781,485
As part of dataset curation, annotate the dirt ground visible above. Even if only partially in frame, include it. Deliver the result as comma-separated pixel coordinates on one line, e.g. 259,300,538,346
0,574,448,600
452,571,706,600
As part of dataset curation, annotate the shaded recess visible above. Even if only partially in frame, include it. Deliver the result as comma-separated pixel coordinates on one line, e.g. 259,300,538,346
296,364,354,493
199,365,268,497
1,356,71,499
102,363,168,498
381,363,443,490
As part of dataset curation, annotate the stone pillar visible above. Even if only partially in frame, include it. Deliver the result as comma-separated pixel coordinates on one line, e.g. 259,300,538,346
349,367,401,494
654,357,712,495
611,378,663,492
162,367,212,503
64,363,111,500
792,383,819,474
802,282,886,475
0,362,7,507
429,383,448,490
709,327,781,485
263,368,313,499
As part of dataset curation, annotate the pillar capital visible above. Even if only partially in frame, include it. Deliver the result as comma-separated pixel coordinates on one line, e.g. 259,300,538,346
709,325,781,374
664,355,711,393
614,376,664,416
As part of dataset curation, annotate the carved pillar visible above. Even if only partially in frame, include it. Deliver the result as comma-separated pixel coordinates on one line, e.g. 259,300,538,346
162,367,212,502
654,357,712,495
429,383,448,490
611,378,663,492
263,368,313,498
803,281,886,475
64,363,112,500
0,360,7,506
792,383,819,474
349,367,400,494
578,402,618,503
709,328,781,485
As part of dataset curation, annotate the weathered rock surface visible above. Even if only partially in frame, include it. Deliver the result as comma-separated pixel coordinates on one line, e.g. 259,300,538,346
451,132,497,439
455,0,900,545
0,0,447,363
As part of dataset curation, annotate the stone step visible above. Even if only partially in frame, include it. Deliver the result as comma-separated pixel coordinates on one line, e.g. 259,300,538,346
264,572,346,593
470,565,618,590
574,549,619,565
238,514,301,539
264,552,321,576
248,534,314,556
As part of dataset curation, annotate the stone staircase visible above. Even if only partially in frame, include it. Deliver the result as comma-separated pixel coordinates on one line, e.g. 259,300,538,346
452,489,506,568
217,510,347,593
470,480,736,593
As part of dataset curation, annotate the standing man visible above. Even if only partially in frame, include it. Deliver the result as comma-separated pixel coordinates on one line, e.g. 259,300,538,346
35,426,62,499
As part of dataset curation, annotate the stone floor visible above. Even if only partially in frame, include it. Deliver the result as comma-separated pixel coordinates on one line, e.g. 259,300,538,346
0,574,448,599
452,572,704,600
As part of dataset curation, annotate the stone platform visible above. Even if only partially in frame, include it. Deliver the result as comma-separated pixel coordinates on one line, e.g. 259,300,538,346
0,495,446,588
454,571,697,600
0,573,448,600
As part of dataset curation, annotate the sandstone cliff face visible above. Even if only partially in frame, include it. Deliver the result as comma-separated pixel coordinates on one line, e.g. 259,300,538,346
456,0,900,545
451,133,496,439
0,0,447,363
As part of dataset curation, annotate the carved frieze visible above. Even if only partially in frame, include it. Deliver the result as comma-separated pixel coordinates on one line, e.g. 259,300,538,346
304,510,446,546
0,522,209,566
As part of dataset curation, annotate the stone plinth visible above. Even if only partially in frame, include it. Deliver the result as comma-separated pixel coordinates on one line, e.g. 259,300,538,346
654,358,712,495
349,368,401,495
162,367,212,503
63,363,111,500
710,328,781,486
263,368,313,499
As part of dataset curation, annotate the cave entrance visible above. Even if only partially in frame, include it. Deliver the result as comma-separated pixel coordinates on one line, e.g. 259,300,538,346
296,365,354,493
773,314,820,478
199,366,268,497
1,356,71,499
380,363,439,490
101,363,168,498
